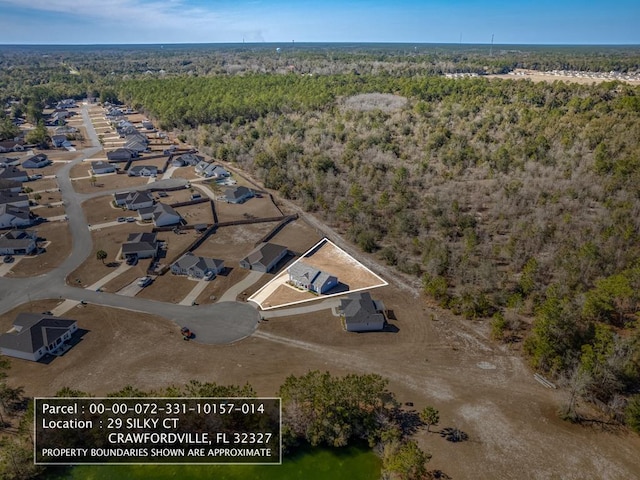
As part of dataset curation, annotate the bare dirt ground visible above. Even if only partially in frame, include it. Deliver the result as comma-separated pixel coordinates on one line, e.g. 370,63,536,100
267,218,323,255
194,224,279,263
136,274,198,304
215,196,283,223
170,166,198,180
156,230,200,265
28,178,58,192
100,260,150,293
5,222,72,277
72,174,149,194
83,196,128,224
175,203,214,226
32,205,66,220
69,162,96,178
31,191,62,205
5,289,640,479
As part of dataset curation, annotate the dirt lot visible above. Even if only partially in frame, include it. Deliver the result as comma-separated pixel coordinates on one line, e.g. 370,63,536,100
194,223,279,263
72,173,149,194
5,289,640,479
170,166,198,180
32,204,66,220
267,218,323,256
215,196,283,223
27,178,58,192
136,273,198,304
155,229,201,268
175,203,214,226
100,260,150,293
83,196,128,224
5,222,72,277
68,223,154,287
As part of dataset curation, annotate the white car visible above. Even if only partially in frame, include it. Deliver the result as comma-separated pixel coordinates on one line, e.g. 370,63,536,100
137,276,152,288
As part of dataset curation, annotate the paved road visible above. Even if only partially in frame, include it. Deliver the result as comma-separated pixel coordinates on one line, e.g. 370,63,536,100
179,279,210,306
0,104,260,345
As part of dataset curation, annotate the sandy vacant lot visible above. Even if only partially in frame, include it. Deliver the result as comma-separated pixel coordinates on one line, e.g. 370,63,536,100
83,196,128,224
267,219,323,256
175,202,214,226
215,196,283,223
4,222,72,277
194,223,280,263
72,173,150,193
135,274,198,304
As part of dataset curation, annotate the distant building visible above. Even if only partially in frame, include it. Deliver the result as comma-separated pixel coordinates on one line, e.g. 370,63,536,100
0,204,31,228
128,165,157,177
138,202,181,227
0,179,23,194
107,148,138,162
90,161,116,175
22,154,51,169
113,190,155,210
0,191,29,208
0,167,29,183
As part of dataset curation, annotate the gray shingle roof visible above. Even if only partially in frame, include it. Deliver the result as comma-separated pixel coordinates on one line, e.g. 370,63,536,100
242,243,287,269
0,230,36,250
173,253,223,273
340,292,384,326
0,313,76,354
0,204,30,220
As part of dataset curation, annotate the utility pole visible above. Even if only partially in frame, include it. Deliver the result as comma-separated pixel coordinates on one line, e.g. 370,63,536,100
490,34,494,56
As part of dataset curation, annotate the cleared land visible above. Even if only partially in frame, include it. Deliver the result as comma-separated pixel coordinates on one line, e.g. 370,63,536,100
194,223,280,263
487,69,640,85
214,196,283,223
72,173,150,193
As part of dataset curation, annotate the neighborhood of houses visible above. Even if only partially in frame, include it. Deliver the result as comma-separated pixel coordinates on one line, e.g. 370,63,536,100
0,99,390,363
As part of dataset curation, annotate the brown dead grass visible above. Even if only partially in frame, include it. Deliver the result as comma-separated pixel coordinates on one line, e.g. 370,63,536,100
135,274,196,303
194,223,277,262
215,196,283,223
83,196,128,224
175,203,214,226
194,266,250,304
31,205,66,220
72,173,149,194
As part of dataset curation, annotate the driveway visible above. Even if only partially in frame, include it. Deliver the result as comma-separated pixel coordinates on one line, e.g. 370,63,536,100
218,270,263,303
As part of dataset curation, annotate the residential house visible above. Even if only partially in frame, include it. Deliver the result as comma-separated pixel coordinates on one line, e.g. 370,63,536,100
56,99,76,109
171,253,224,279
287,261,338,294
51,134,69,148
0,313,78,362
195,161,229,179
113,190,154,210
0,141,25,153
121,232,159,259
123,133,149,153
22,154,51,169
54,125,78,135
128,165,157,177
116,124,137,138
0,167,29,183
340,292,386,332
172,153,202,167
224,186,253,204
0,205,31,228
0,191,29,208
90,161,116,175
141,120,154,130
0,179,22,194
0,230,37,255
153,203,182,226
239,243,288,273
105,107,124,117
107,148,138,162
0,156,20,167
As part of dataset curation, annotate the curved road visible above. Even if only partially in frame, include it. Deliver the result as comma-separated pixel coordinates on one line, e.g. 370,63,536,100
0,105,259,345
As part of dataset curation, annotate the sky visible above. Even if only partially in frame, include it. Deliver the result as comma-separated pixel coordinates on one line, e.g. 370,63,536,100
0,0,638,45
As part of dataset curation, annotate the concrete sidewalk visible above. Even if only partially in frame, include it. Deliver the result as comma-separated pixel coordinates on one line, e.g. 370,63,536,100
86,262,131,291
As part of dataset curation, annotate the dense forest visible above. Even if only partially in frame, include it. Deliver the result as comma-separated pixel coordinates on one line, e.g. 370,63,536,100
1,44,640,434
116,72,640,426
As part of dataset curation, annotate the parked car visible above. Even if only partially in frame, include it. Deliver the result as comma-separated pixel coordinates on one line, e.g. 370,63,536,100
126,256,138,266
3,255,14,263
158,192,168,198
137,276,152,287
117,217,126,223
31,174,43,180
190,193,201,200
126,217,135,222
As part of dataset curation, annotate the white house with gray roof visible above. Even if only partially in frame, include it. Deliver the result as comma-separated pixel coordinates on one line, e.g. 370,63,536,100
0,166,29,183
0,313,78,362
171,253,224,279
128,165,157,177
340,292,386,332
91,161,116,175
195,161,230,179
0,230,37,255
138,203,181,227
22,154,51,169
224,186,253,204
0,191,29,208
288,261,338,294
